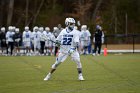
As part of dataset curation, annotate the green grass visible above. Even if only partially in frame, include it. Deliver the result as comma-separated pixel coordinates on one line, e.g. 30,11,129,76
0,54,140,93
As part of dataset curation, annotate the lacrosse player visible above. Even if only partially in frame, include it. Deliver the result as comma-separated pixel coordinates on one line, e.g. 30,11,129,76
0,27,6,55
53,27,59,56
50,32,56,55
13,28,22,56
6,26,15,56
22,26,32,56
44,27,52,56
44,17,85,81
80,25,91,55
53,24,63,56
31,26,41,55
39,27,46,55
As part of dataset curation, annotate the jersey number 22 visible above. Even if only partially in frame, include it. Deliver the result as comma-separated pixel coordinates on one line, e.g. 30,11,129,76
63,38,72,45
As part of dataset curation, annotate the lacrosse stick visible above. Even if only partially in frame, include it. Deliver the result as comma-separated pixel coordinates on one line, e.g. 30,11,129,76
42,35,75,55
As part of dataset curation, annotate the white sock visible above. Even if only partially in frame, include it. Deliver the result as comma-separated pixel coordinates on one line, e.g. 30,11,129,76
48,73,51,75
79,73,82,76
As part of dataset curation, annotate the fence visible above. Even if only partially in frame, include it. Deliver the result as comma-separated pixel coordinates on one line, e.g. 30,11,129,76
102,34,140,53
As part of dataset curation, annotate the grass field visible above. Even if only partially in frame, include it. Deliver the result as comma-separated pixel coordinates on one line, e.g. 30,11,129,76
0,54,140,93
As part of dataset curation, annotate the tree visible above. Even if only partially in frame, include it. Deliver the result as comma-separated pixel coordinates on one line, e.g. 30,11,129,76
7,0,14,26
0,0,5,26
25,0,29,25
92,0,103,25
67,0,92,24
32,0,45,26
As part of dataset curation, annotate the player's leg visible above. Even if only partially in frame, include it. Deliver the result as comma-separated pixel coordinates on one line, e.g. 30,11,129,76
13,42,17,56
26,41,31,56
37,41,41,55
71,52,85,80
93,42,97,56
17,41,21,55
10,42,14,55
54,46,58,56
1,41,6,55
81,41,84,54
24,42,29,55
97,42,102,55
84,41,88,55
44,53,68,80
40,41,45,55
45,41,48,55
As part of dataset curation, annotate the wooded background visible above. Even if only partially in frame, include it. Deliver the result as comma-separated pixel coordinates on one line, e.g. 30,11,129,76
0,0,139,34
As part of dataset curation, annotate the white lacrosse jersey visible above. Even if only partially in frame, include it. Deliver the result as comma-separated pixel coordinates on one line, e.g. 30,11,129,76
6,31,15,42
40,31,46,41
22,30,32,42
56,27,80,53
44,31,52,47
31,31,41,48
80,30,91,41
31,31,41,42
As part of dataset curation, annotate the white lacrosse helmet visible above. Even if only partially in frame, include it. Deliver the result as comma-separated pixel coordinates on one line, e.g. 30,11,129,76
15,28,19,33
45,27,50,31
1,27,5,32
65,17,75,31
25,26,29,31
81,25,87,31
8,26,13,31
65,17,75,26
39,27,44,32
53,27,58,31
33,26,38,32
12,26,16,31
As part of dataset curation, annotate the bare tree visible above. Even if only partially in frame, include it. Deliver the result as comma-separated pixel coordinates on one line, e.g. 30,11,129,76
0,0,5,26
92,0,103,25
7,0,14,26
52,0,57,10
25,0,29,25
32,0,45,26
68,0,92,24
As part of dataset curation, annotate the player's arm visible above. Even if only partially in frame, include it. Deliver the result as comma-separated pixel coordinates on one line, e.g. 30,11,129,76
55,31,63,47
101,31,104,44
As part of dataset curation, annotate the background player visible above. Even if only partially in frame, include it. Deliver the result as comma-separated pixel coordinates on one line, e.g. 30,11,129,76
22,26,32,56
13,28,22,56
6,26,15,56
0,27,6,55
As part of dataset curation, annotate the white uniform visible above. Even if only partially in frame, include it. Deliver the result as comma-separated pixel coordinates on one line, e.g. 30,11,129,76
22,30,32,47
44,31,52,47
31,31,41,49
50,33,56,47
80,30,91,47
56,27,81,64
40,31,46,42
6,31,15,42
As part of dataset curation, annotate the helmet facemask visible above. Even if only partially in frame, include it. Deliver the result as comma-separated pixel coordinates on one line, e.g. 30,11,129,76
68,22,75,31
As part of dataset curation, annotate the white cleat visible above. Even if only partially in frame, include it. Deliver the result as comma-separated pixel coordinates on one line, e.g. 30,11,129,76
44,73,51,81
78,75,85,81
92,53,96,56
